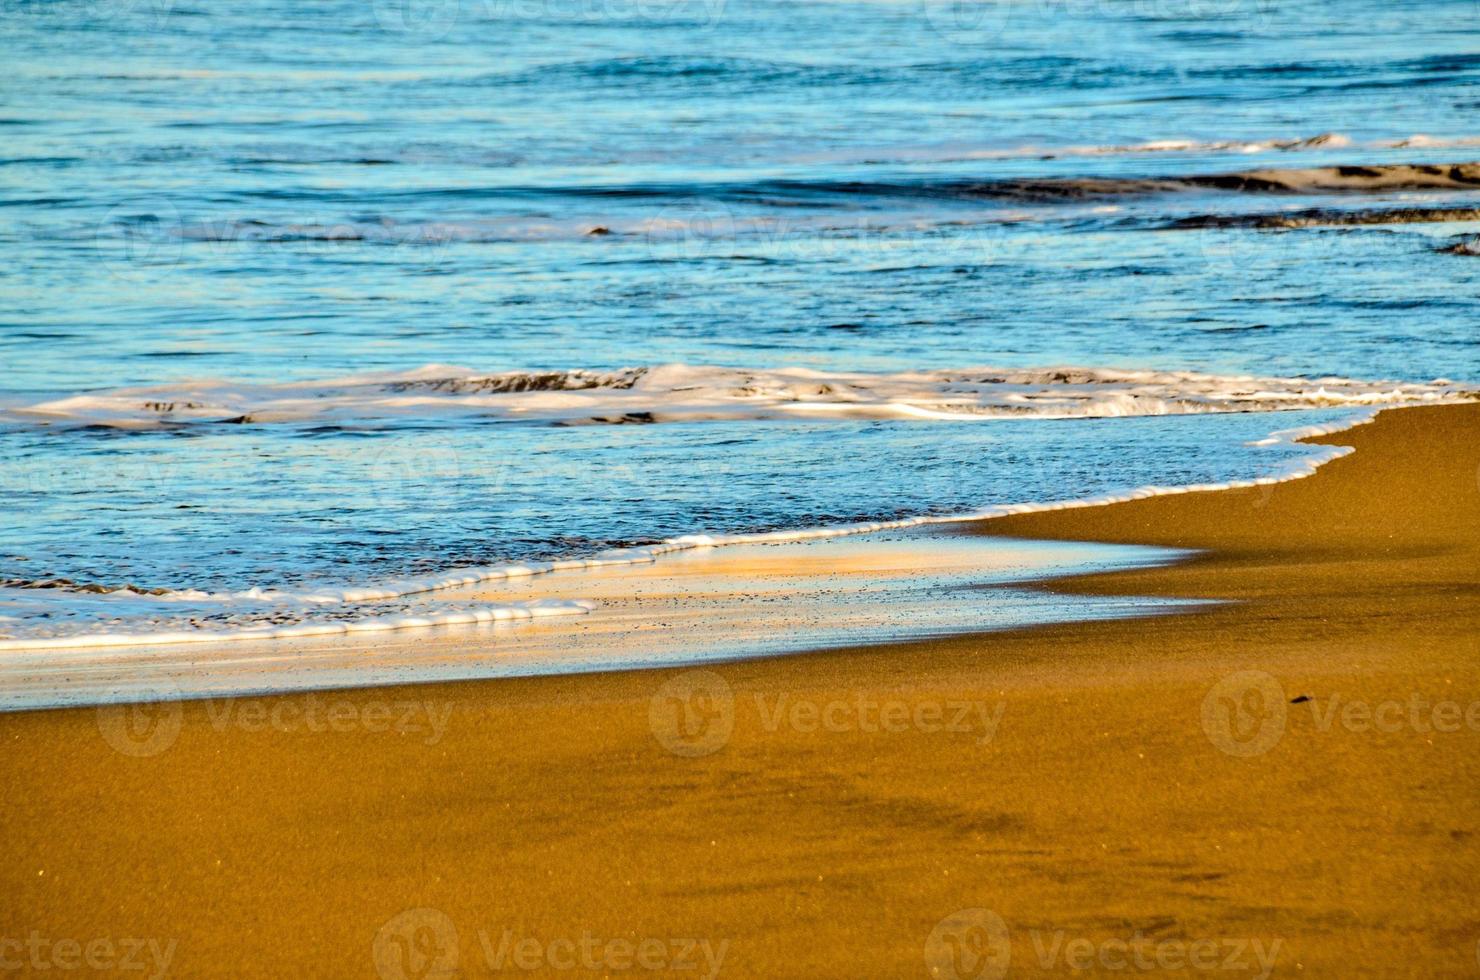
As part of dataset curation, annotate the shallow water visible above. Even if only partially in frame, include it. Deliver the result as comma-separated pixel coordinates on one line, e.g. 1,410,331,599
1,0,1478,645
0,532,1203,709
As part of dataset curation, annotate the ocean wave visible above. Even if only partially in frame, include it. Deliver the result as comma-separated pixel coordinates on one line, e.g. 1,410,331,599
920,161,1480,202
80,157,1480,255
91,132,1480,172
535,160,1480,205
0,410,1388,651
116,161,1480,234
533,160,1480,204
8,364,1474,430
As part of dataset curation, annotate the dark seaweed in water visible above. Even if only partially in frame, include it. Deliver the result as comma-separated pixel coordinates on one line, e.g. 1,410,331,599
1171,206,1480,229
1439,237,1480,256
0,577,171,596
463,162,1480,207
385,369,648,394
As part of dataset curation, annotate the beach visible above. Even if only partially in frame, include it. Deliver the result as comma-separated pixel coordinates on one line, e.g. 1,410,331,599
1,402,1475,977
6,0,1480,974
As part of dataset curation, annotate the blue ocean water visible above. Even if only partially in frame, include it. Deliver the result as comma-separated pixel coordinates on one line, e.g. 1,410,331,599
1,0,1477,643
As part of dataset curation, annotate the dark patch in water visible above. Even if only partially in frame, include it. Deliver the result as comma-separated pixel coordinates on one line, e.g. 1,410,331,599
387,369,647,395
588,412,656,424
0,576,171,596
1170,206,1480,229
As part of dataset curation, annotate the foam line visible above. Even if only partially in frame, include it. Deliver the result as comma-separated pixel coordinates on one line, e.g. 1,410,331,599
0,598,598,652
6,364,1473,430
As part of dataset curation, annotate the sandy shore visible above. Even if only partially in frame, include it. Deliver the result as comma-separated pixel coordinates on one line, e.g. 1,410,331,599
1,403,1476,977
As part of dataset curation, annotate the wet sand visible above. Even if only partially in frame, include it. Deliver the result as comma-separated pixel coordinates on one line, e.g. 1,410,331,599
1,403,1476,977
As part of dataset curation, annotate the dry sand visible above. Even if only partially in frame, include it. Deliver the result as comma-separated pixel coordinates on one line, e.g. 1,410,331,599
1,403,1476,978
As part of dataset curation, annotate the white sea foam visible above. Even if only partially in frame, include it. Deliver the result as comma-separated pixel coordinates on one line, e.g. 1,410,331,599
953,132,1355,160
7,364,1473,430
0,598,597,652
0,405,1401,651
806,133,1480,166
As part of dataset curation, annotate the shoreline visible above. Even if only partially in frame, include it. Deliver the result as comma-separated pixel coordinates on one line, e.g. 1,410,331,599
0,534,1199,711
1,402,1476,976
0,403,1394,658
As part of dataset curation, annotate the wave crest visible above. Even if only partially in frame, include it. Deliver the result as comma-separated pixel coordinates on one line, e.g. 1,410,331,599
7,364,1473,430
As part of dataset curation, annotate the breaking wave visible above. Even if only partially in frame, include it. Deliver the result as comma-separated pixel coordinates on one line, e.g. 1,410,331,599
90,158,1480,251
0,409,1397,651
7,364,1472,430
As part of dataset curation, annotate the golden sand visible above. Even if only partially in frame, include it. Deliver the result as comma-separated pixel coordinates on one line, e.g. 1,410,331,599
1,403,1476,977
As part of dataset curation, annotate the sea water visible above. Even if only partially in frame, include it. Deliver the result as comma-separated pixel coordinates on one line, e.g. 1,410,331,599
1,0,1478,648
